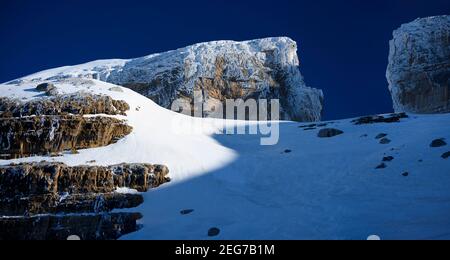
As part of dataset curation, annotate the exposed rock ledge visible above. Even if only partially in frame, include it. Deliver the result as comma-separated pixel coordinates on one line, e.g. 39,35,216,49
0,93,133,159
0,162,170,215
0,213,143,240
0,162,170,240
0,115,132,159
0,93,130,118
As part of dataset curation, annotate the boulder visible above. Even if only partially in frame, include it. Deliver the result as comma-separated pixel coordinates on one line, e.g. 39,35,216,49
442,151,450,159
317,128,344,138
430,138,447,148
379,138,391,144
36,83,57,96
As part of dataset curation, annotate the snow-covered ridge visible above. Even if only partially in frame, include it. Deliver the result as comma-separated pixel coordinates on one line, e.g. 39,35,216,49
6,37,324,122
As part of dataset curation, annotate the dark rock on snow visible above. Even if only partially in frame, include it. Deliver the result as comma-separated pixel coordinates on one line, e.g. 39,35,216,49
376,163,387,169
317,128,344,138
180,209,195,215
383,156,394,162
208,227,221,237
430,138,447,148
352,113,408,125
379,138,391,144
36,83,58,96
442,152,450,159
375,133,388,139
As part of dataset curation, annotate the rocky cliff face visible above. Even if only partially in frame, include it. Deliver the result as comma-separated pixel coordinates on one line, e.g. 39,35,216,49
0,93,133,159
107,37,323,121
387,16,450,114
0,213,143,240
12,37,324,122
0,93,130,118
0,115,132,159
0,162,170,240
0,162,170,216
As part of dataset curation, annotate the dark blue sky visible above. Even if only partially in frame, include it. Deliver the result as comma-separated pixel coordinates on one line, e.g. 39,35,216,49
1,0,449,119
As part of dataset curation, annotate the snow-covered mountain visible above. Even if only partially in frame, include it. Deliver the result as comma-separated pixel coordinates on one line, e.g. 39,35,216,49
8,37,324,122
1,75,449,239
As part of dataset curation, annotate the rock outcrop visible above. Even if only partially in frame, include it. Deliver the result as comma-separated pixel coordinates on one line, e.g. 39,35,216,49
0,162,170,198
0,213,143,240
0,162,170,216
108,37,323,121
0,93,133,159
0,162,170,240
387,16,450,114
352,113,408,125
0,115,132,159
11,37,324,122
0,93,130,118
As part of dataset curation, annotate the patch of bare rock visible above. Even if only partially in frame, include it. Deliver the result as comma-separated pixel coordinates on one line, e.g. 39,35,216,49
0,162,171,240
352,113,408,125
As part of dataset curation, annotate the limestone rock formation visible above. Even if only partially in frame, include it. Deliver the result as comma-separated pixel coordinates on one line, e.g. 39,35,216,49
0,115,132,159
0,213,143,240
0,161,170,239
0,162,170,198
0,93,133,159
387,16,450,114
12,37,324,122
109,37,324,121
0,93,130,118
0,162,170,216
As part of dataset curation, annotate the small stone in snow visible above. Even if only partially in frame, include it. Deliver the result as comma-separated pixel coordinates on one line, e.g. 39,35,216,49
36,83,55,92
441,152,450,159
318,128,344,138
208,227,220,237
180,209,194,215
375,133,388,139
430,138,447,148
376,163,387,169
382,156,394,162
284,149,292,153
379,138,391,144
299,124,317,128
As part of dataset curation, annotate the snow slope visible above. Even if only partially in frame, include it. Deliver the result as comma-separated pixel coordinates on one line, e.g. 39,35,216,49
1,79,450,240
